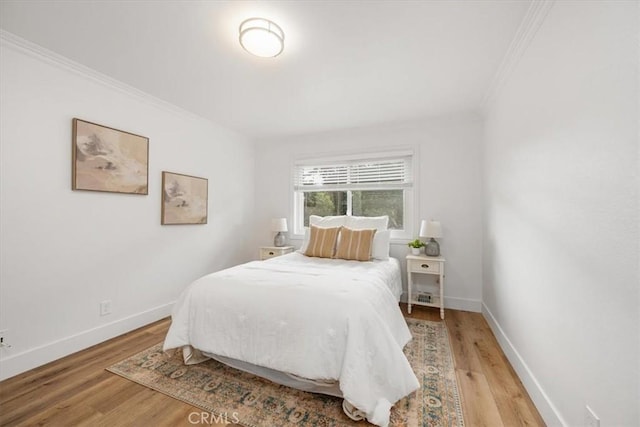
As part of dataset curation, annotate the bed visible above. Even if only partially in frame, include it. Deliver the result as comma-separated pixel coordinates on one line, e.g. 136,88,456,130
163,217,419,427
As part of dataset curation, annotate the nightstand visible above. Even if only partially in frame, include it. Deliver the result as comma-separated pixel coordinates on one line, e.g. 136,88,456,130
406,254,446,319
259,246,294,260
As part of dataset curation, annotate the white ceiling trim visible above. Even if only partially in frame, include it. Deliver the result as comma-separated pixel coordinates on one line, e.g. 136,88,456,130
480,0,556,110
0,29,209,124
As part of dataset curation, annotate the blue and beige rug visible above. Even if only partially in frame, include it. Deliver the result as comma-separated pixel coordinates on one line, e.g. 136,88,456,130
107,318,464,426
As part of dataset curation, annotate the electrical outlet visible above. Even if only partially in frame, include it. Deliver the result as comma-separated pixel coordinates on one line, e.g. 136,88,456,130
0,329,9,349
585,405,600,427
100,300,112,316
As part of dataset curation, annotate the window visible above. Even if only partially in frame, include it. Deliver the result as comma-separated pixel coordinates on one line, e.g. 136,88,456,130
293,152,414,238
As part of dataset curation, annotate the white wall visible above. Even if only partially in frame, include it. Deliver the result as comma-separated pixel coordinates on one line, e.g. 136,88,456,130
254,113,484,312
0,36,255,380
483,2,639,426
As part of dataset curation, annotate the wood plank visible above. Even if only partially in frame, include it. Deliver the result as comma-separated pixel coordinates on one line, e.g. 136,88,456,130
445,309,484,373
456,368,504,427
0,319,168,404
399,302,442,321
14,401,104,426
473,329,546,426
0,333,163,425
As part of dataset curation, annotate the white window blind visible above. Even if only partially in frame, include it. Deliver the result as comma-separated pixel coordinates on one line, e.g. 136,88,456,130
293,156,412,191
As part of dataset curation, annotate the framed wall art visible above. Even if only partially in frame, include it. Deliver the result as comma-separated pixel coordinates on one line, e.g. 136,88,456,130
161,171,208,225
72,118,149,194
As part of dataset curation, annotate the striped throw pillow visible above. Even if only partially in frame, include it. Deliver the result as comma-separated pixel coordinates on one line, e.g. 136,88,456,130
335,227,377,261
304,225,341,258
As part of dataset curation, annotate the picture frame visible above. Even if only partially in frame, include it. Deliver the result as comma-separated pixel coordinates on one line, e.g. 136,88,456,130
161,171,208,225
72,118,149,194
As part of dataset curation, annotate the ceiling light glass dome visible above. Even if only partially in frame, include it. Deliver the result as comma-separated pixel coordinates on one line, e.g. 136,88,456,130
239,18,285,58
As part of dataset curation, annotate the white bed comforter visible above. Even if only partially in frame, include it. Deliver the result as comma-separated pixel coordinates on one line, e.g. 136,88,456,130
163,253,419,427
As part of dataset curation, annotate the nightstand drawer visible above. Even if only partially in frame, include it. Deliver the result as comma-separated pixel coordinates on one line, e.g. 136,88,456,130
408,259,440,274
261,249,278,259
259,246,294,260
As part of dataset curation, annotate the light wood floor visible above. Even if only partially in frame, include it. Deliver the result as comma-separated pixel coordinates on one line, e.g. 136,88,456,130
0,306,545,426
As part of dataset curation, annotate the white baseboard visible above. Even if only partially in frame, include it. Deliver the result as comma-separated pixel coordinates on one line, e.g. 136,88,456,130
445,296,482,313
0,302,173,381
481,303,566,426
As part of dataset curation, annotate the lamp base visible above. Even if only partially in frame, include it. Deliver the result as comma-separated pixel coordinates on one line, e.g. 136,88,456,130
425,238,440,257
274,232,286,247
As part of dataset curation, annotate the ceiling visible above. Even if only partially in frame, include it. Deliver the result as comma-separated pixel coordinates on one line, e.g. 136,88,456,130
0,1,531,140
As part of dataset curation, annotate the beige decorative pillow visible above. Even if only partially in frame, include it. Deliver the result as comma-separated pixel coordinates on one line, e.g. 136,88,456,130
304,225,341,258
335,227,377,261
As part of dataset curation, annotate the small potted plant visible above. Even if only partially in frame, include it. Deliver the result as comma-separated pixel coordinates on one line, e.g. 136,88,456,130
407,239,425,255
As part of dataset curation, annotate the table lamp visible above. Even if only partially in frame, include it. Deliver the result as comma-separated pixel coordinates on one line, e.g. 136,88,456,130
420,220,442,256
272,218,288,247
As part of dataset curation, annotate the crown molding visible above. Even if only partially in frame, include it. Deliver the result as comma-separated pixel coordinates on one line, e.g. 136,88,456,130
0,29,207,123
480,0,555,110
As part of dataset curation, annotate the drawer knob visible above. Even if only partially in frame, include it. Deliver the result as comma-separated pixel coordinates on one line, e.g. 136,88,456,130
421,264,429,268
269,251,274,255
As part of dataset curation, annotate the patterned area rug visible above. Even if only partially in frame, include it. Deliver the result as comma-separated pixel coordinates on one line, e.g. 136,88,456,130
107,318,463,427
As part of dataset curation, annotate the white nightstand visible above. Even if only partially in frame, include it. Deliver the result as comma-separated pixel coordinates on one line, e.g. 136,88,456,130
259,246,294,260
406,254,446,319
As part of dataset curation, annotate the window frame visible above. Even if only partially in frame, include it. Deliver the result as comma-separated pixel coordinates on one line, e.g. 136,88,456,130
291,150,416,240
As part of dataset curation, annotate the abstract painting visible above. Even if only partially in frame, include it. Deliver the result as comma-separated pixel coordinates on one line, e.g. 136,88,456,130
161,172,208,225
72,118,149,194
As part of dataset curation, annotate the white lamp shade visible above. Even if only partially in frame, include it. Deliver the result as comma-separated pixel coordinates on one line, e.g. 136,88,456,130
420,220,442,238
419,220,428,237
271,218,288,232
239,18,284,58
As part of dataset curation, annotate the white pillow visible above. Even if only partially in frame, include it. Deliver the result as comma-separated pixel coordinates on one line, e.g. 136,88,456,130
310,215,347,227
299,227,311,253
371,229,390,260
345,215,389,231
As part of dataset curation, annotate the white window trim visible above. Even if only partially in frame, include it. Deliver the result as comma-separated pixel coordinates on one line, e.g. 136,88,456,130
290,149,418,241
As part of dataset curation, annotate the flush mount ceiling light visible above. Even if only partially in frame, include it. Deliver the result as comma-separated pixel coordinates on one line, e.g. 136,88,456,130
239,17,284,58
